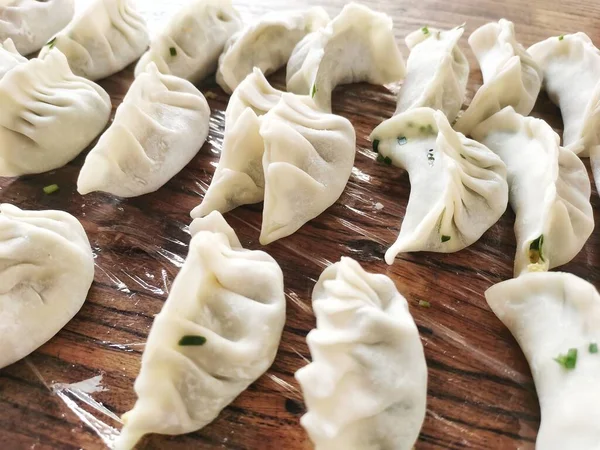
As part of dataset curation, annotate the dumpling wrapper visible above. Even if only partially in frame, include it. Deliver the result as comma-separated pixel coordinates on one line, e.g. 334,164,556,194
38,0,149,81
77,63,210,198
486,272,600,450
472,106,594,276
134,0,242,83
115,211,286,449
454,19,542,135
396,25,469,123
370,107,508,264
286,2,405,112
0,48,111,176
216,7,329,94
0,37,25,79
191,68,283,218
259,93,356,245
0,0,74,55
0,204,94,369
296,257,427,450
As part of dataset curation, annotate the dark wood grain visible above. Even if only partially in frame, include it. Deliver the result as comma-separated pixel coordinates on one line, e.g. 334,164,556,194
1,0,599,449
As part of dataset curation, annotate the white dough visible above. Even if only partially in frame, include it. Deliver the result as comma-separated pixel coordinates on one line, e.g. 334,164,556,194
134,0,242,83
454,19,542,135
216,7,329,94
191,68,283,218
0,0,74,55
77,63,210,198
396,25,469,122
296,257,427,450
38,0,149,81
0,204,94,369
0,38,25,79
472,107,594,276
287,3,405,112
486,272,600,450
259,93,356,245
0,48,111,176
370,107,508,265
115,211,286,449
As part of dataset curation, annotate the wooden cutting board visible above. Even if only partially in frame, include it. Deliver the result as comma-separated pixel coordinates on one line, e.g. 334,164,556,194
1,1,599,449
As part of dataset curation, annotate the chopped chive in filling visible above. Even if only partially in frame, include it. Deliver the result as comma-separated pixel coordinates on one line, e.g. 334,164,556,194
178,335,207,346
311,84,317,98
589,343,598,354
529,235,544,264
422,26,429,35
170,47,177,56
419,300,431,308
384,156,393,165
373,139,380,153
558,35,565,41
376,154,385,163
43,184,59,194
441,235,451,243
554,348,577,369
46,37,57,49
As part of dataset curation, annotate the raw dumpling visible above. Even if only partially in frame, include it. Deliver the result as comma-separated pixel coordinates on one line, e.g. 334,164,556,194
528,33,600,157
287,3,405,112
486,272,600,450
471,107,594,276
0,204,94,369
0,38,25,79
115,211,286,449
0,0,74,55
296,257,427,450
454,19,542,135
134,0,242,83
77,63,210,198
0,49,111,176
259,93,356,245
191,68,283,218
38,0,149,81
395,25,469,122
216,7,329,94
370,107,508,265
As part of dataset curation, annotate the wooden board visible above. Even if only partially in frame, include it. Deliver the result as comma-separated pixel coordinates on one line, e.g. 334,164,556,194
1,0,599,449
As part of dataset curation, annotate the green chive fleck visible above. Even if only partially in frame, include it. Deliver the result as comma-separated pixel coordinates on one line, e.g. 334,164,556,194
529,235,544,264
311,84,317,98
373,139,380,153
422,26,429,35
441,235,451,243
589,343,598,354
46,37,57,49
170,47,177,56
554,348,577,369
43,184,59,195
384,156,393,166
178,335,207,346
460,154,467,160
426,124,435,135
419,300,431,308
376,154,385,163
397,136,408,145
558,35,564,41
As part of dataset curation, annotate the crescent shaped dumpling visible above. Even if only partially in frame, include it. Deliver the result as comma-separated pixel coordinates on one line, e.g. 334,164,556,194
77,63,210,198
0,0,74,55
0,38,25,79
38,0,149,81
216,7,329,94
454,19,542,135
396,24,469,122
486,272,600,450
115,211,286,449
286,3,405,112
134,0,242,83
472,107,594,276
370,107,508,264
0,48,111,177
0,204,94,369
296,257,427,450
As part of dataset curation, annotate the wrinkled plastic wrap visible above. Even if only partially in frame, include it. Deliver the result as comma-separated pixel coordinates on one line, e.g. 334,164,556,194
0,1,599,449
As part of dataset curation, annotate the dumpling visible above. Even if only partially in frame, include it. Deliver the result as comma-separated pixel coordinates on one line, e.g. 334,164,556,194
395,25,469,122
286,3,405,112
191,68,283,218
296,257,427,450
259,93,356,245
0,0,74,55
115,211,286,449
0,38,25,79
454,19,542,135
77,63,210,198
134,0,242,83
370,107,508,265
486,272,600,450
38,0,149,81
528,33,600,158
0,204,94,369
216,7,329,94
0,49,111,177
471,107,594,276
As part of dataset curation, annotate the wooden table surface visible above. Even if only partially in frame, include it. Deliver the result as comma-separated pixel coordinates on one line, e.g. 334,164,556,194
1,0,599,449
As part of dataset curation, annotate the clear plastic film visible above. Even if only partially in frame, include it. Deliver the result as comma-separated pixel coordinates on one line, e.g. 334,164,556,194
1,1,600,449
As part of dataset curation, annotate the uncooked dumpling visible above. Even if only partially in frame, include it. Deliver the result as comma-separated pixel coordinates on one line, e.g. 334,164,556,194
0,38,25,79
0,204,94,369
